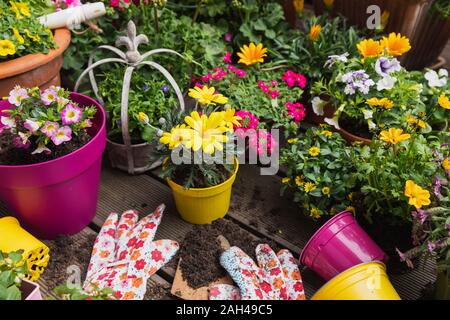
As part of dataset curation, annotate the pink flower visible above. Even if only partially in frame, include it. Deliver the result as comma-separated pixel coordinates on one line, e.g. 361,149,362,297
62,0,81,7
285,102,306,124
223,51,232,64
270,90,279,99
13,134,31,149
261,86,270,93
235,69,246,78
41,89,58,106
257,80,266,88
51,126,72,146
1,116,16,129
61,104,82,124
151,249,163,262
8,86,28,106
227,64,236,72
110,0,119,7
270,80,278,86
295,73,307,88
224,32,232,42
201,73,212,83
24,119,40,133
281,70,307,88
249,130,277,155
213,71,227,81
41,121,59,138
234,110,259,132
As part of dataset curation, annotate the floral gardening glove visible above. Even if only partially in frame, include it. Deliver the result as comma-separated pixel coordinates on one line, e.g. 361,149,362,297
83,205,179,300
209,244,305,300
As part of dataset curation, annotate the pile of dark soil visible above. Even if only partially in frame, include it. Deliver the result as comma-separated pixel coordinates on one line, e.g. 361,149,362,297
179,218,280,289
0,130,91,165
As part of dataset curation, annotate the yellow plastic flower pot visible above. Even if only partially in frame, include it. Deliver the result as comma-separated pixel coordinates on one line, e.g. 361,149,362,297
312,262,401,300
0,217,50,281
167,159,239,224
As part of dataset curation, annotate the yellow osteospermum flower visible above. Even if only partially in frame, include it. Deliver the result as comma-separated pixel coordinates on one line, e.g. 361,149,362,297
404,180,431,209
309,24,322,41
282,177,291,184
12,28,24,44
0,40,16,57
308,146,320,157
295,175,304,187
188,85,228,106
380,128,410,145
438,95,450,110
185,111,228,154
138,112,149,124
237,43,268,66
380,33,411,57
310,207,321,219
322,186,330,195
357,39,383,59
222,109,241,132
323,0,334,8
366,97,394,109
292,0,304,13
443,158,450,170
321,130,332,137
304,182,316,193
159,125,193,150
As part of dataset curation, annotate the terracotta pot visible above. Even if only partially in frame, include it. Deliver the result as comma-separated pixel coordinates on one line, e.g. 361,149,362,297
0,28,71,97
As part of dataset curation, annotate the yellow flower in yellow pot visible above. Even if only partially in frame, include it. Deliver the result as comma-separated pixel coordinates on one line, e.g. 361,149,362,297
237,43,268,65
404,180,430,209
380,33,411,56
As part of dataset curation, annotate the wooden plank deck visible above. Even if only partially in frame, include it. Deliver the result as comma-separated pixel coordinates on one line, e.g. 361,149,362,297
0,164,437,300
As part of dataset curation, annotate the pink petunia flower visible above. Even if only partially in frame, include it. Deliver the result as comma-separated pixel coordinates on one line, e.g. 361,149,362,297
8,86,29,106
269,90,279,99
41,88,58,106
51,126,72,146
24,119,40,133
41,121,59,138
1,116,16,129
61,104,82,124
235,69,246,78
285,101,306,124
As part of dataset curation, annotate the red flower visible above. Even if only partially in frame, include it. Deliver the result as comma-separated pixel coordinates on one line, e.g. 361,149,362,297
209,287,221,297
260,281,272,293
145,222,156,229
270,268,281,276
106,228,115,237
280,287,288,299
127,237,137,247
242,269,253,277
134,240,144,249
255,289,263,299
151,249,163,262
114,291,123,299
134,259,146,270
294,282,304,292
118,250,127,260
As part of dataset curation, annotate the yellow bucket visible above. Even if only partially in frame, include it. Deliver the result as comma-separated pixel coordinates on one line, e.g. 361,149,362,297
0,217,50,281
167,159,239,224
312,261,401,300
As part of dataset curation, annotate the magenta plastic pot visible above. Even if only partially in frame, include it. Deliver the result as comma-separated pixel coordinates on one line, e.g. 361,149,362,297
300,211,388,281
22,279,43,300
0,93,106,239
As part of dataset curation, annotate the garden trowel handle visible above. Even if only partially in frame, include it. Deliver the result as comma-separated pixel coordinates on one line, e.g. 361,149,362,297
39,2,106,30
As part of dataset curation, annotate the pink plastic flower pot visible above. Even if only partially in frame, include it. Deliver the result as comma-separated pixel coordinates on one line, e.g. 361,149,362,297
300,211,388,281
0,93,106,239
22,279,43,300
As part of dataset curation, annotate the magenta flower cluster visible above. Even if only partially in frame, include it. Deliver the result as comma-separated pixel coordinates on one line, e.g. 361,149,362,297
257,80,279,99
285,101,306,124
281,70,307,88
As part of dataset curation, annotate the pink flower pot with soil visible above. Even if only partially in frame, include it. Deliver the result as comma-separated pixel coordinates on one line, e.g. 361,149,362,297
21,279,43,300
0,93,106,239
299,211,388,281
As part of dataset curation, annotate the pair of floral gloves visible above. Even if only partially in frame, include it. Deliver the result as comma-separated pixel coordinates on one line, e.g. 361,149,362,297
83,205,179,300
209,244,306,300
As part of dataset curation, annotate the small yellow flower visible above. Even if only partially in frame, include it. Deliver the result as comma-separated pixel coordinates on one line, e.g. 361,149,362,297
438,95,450,110
323,0,334,8
0,40,16,56
188,85,228,106
380,33,411,57
443,158,450,171
357,39,383,59
309,24,322,41
380,10,390,29
295,175,304,187
407,115,426,129
346,206,356,214
237,43,268,66
321,130,332,137
292,0,304,13
347,192,353,201
221,109,241,132
308,146,321,157
10,1,30,19
322,186,330,195
12,28,24,44
24,29,41,42
404,180,430,209
310,207,321,219
304,182,316,193
380,128,410,145
138,112,149,124
282,177,291,184
287,138,298,144
366,97,394,109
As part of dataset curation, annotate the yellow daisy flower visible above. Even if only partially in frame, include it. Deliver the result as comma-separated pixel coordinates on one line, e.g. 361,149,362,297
237,43,268,66
308,146,321,157
309,24,322,41
0,40,16,56
310,207,321,219
380,128,410,145
321,130,332,137
295,175,304,187
304,182,316,193
221,109,241,132
438,95,450,110
282,177,291,184
159,125,193,150
188,85,228,106
357,39,383,59
322,186,330,195
443,158,450,171
380,33,411,57
138,112,149,124
404,180,430,209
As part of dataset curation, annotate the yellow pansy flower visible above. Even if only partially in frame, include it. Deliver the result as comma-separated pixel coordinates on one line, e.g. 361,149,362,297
380,128,410,145
366,97,394,109
380,33,411,57
0,40,16,56
404,180,430,209
308,146,320,157
309,24,322,41
237,43,267,66
407,115,426,129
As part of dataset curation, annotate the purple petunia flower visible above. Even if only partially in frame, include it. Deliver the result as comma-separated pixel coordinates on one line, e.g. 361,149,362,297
375,57,401,77
162,85,169,93
340,70,375,95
